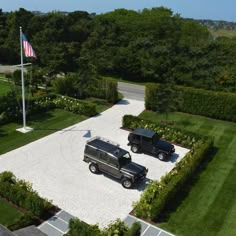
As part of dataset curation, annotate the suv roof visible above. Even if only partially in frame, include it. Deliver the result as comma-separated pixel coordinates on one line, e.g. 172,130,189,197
87,137,127,158
132,128,155,138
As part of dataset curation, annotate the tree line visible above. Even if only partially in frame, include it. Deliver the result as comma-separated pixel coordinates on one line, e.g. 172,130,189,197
0,7,236,92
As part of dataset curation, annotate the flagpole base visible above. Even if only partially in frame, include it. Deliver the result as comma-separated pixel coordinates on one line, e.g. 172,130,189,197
16,126,33,133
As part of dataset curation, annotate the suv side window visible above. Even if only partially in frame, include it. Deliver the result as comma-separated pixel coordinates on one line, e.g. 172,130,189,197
99,152,108,162
108,156,119,168
86,146,97,157
143,136,152,144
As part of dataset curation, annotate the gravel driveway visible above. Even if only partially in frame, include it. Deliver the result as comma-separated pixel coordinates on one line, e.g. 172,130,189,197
0,99,189,226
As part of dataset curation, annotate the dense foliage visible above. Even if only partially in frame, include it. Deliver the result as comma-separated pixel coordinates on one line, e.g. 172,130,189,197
145,83,236,121
1,8,236,91
0,171,53,217
122,115,213,220
65,218,141,236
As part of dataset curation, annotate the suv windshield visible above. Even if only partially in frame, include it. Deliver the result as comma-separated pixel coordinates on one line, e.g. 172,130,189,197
119,152,131,166
152,133,160,144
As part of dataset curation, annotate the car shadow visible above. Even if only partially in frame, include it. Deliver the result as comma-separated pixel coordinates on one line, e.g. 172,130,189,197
117,99,130,105
100,172,151,191
169,153,180,163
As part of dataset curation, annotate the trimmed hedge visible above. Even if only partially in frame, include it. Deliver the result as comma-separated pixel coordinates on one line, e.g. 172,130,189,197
52,96,97,117
0,172,53,218
122,115,213,220
177,86,236,122
91,78,118,103
65,218,142,236
145,83,236,122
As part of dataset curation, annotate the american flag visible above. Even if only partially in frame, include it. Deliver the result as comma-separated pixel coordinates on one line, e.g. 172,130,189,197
22,33,36,58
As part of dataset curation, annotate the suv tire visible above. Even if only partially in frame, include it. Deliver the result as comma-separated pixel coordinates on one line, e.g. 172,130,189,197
122,178,133,189
157,152,167,161
89,163,99,174
131,144,139,153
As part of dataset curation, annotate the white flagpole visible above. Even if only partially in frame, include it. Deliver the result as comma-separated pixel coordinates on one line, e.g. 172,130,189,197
20,26,27,130
16,27,33,133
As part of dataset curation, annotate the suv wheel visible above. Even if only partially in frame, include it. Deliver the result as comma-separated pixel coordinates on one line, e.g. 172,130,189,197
122,178,133,189
157,152,167,161
131,144,139,153
89,163,99,174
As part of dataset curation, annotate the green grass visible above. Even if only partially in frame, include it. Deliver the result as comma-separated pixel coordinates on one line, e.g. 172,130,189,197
139,111,236,236
0,80,13,96
0,198,23,226
0,109,87,154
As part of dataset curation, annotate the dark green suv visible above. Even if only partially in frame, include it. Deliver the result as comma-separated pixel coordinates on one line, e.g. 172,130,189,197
83,137,148,188
128,128,175,161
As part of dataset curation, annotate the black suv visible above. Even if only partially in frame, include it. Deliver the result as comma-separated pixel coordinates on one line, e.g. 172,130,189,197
83,136,148,188
128,128,175,161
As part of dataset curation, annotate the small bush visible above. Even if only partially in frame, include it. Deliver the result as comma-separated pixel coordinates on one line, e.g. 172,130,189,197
65,219,102,236
126,222,141,236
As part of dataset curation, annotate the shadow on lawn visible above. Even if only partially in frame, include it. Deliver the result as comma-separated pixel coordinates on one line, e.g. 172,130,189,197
154,146,218,223
0,129,7,137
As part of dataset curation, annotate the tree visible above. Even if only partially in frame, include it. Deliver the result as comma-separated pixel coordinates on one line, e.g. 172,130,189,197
156,79,182,125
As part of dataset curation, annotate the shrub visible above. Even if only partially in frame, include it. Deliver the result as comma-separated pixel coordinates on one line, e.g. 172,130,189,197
145,83,159,110
126,222,141,236
123,115,213,220
0,171,53,217
104,78,118,103
145,83,236,122
53,96,97,116
91,78,118,103
65,219,102,236
104,219,128,236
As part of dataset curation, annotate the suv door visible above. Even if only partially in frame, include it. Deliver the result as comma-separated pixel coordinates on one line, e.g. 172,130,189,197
141,136,154,153
107,156,121,178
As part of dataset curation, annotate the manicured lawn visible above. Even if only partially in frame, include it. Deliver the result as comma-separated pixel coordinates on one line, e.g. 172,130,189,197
139,111,236,236
0,109,87,154
0,80,13,96
0,198,22,226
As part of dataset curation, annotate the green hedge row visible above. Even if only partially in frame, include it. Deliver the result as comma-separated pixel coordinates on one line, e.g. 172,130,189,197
177,86,236,121
145,83,236,122
65,218,141,236
0,171,53,217
122,115,213,220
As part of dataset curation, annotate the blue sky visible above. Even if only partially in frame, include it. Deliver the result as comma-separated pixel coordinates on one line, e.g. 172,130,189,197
1,0,236,22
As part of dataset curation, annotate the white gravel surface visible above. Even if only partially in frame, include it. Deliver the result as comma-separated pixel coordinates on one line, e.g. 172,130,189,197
0,99,189,226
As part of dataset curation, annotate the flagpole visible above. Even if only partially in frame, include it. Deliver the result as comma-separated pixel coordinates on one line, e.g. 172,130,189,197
20,26,27,130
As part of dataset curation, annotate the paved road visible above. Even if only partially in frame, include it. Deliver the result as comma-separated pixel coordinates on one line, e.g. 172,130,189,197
118,82,145,101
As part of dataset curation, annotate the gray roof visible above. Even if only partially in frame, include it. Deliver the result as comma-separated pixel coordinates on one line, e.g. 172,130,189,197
133,128,155,138
14,226,47,236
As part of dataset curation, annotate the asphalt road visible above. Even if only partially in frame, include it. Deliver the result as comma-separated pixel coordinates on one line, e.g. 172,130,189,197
118,82,145,101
